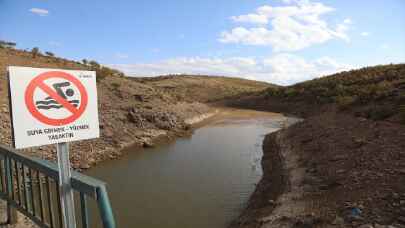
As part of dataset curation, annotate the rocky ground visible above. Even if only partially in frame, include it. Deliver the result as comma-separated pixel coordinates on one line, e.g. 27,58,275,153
228,108,405,228
226,63,405,228
0,48,214,171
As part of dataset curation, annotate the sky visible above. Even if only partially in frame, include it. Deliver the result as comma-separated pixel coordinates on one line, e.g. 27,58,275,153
1,0,405,85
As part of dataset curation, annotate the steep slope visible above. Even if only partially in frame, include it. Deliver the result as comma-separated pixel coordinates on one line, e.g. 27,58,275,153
229,64,405,121
229,64,405,228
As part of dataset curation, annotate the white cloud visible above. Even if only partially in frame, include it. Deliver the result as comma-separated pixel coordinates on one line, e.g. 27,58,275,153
343,18,352,24
360,32,369,36
261,54,352,84
381,43,390,49
280,0,296,4
29,8,49,16
109,54,352,85
219,0,351,52
231,14,269,25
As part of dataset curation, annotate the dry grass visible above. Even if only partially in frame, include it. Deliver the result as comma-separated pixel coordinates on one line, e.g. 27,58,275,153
265,64,405,121
134,75,274,103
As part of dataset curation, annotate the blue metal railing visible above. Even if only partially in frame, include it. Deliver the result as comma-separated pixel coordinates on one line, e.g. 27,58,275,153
0,144,116,228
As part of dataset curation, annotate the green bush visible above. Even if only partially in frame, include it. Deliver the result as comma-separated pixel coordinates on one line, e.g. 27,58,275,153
265,87,282,98
336,95,356,110
284,88,298,98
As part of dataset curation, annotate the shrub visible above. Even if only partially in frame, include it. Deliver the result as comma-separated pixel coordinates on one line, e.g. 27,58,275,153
89,60,101,70
284,88,298,98
367,105,396,121
111,82,120,90
31,47,40,58
0,40,16,48
45,51,54,57
336,95,356,110
265,87,282,98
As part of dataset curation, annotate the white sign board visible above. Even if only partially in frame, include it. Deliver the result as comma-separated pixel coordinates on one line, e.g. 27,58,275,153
8,66,100,149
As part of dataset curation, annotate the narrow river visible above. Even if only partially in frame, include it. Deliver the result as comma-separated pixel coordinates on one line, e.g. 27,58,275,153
85,110,287,228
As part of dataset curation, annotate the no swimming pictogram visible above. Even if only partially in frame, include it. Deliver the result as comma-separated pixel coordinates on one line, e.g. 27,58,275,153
8,66,99,148
24,71,88,126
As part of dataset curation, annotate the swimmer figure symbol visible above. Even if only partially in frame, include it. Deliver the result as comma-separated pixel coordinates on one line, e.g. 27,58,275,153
35,82,80,110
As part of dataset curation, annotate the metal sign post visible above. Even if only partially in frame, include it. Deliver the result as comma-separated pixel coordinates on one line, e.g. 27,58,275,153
57,142,77,228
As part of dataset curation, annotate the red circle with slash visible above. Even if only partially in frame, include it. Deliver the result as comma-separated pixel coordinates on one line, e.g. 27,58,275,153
24,71,88,126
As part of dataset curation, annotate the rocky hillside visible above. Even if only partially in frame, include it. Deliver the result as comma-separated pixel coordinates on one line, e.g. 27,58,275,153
0,48,269,170
133,74,272,103
229,64,405,122
229,64,405,228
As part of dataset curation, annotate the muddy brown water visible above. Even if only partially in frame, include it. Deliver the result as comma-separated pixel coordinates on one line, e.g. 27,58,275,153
85,110,289,228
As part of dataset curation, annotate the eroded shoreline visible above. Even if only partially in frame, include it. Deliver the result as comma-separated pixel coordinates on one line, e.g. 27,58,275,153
230,111,405,228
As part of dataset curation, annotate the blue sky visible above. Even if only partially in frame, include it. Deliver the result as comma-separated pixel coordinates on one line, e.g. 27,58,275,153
1,0,404,85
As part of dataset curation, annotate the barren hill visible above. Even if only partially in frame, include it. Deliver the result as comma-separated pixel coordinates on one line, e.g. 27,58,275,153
134,75,273,102
0,48,269,169
229,64,405,122
228,64,405,228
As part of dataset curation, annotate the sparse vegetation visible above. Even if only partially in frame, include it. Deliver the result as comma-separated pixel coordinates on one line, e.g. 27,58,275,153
45,51,55,57
0,40,16,49
335,95,356,110
136,75,273,103
96,66,123,81
31,47,40,58
267,64,405,103
88,60,100,69
264,64,405,121
111,82,121,90
366,105,396,120
84,60,123,81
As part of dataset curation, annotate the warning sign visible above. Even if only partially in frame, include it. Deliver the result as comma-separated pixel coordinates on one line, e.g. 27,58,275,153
8,66,99,149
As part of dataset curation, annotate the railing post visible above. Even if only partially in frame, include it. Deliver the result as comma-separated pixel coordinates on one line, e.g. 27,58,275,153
6,201,18,224
5,157,17,224
96,186,116,228
57,142,77,228
0,144,116,228
80,192,89,228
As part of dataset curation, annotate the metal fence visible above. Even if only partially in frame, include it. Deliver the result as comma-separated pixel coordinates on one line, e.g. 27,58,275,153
0,144,116,228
